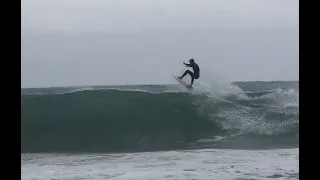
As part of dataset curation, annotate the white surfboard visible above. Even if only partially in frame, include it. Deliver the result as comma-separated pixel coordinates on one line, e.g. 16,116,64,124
171,73,192,89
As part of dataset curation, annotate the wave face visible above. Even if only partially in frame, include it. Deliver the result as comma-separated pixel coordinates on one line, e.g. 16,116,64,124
21,82,299,153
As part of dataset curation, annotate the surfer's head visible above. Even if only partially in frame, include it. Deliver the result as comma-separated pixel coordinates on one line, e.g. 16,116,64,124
189,59,195,64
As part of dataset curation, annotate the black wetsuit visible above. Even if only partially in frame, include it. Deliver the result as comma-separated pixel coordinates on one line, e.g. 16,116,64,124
181,63,200,85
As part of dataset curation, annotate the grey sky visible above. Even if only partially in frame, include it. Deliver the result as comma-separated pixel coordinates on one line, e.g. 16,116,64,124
22,0,299,88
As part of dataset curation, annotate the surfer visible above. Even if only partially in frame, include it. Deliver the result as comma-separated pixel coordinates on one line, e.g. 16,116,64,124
178,59,200,88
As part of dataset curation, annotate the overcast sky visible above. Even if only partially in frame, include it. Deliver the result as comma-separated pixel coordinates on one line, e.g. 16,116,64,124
21,0,299,88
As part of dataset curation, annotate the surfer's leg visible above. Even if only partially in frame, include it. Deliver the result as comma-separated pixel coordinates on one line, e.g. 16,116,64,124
191,76,194,85
179,70,193,79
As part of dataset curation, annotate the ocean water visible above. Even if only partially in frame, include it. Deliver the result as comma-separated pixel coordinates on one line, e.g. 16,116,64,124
21,81,299,180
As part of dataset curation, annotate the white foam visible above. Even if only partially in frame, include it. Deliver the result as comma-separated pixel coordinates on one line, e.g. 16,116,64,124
190,79,299,136
22,148,299,180
55,86,94,94
251,88,299,108
196,136,226,143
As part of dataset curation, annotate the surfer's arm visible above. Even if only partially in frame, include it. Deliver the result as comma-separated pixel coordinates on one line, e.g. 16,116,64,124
183,62,191,67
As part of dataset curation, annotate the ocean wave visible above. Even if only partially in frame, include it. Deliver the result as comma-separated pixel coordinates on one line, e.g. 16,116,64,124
21,87,299,153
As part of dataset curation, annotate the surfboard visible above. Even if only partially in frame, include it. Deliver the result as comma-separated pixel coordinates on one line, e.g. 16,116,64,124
171,73,192,89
